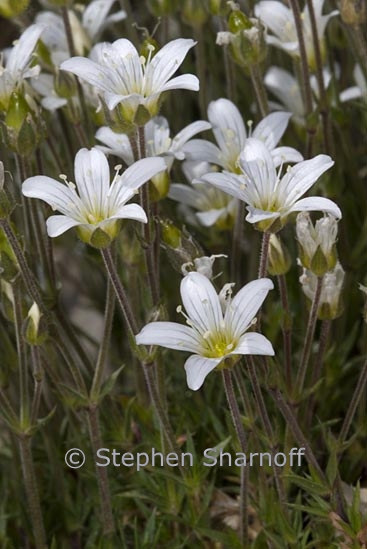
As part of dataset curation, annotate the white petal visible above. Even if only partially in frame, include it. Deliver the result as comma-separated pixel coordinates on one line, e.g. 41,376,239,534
196,172,247,202
46,215,81,237
271,146,304,167
183,140,224,167
145,38,197,91
119,157,166,191
82,0,126,39
159,73,199,93
239,138,277,198
109,203,147,223
169,183,200,208
184,355,221,391
7,25,44,77
171,121,211,155
279,154,334,207
287,196,342,218
22,176,82,217
245,207,280,224
196,208,226,226
95,126,134,165
253,111,292,150
255,1,295,41
225,278,274,339
340,86,363,102
135,321,201,353
235,332,275,355
74,148,110,216
208,98,246,162
60,57,114,93
180,272,223,334
41,96,67,110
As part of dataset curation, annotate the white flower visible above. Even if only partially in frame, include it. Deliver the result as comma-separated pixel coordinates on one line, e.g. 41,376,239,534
183,98,302,171
95,116,211,170
22,148,166,245
169,161,238,228
181,254,227,279
255,0,338,67
136,272,274,390
60,38,199,121
300,262,344,319
265,66,334,125
296,212,338,272
36,1,126,65
195,137,341,230
0,24,44,110
340,65,367,103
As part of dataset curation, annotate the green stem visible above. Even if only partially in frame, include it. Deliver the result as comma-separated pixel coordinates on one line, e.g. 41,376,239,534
288,0,314,157
246,357,286,506
19,435,47,549
338,356,367,445
100,247,138,338
193,25,207,119
30,346,44,426
296,276,323,394
61,7,92,145
270,387,326,480
305,0,333,155
305,319,331,429
137,126,160,305
0,219,45,310
142,362,184,477
277,274,292,393
12,279,29,427
249,64,269,117
90,277,115,402
87,405,115,535
258,231,270,279
222,369,248,547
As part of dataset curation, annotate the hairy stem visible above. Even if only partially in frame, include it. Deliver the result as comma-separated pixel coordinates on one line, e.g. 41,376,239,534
277,274,293,393
87,405,115,535
222,369,249,547
338,356,367,445
249,64,269,117
296,276,323,394
19,435,47,549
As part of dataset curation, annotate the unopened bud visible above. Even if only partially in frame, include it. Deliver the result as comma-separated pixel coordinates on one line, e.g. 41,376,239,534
160,219,204,273
341,0,366,24
181,0,208,26
149,169,170,202
0,0,30,18
268,234,291,276
24,302,48,345
54,70,77,99
5,93,41,156
148,0,179,16
218,6,266,68
296,212,338,276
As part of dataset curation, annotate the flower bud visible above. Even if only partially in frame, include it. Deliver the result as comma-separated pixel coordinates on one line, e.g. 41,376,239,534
148,0,179,16
77,220,122,249
340,0,366,24
300,262,345,320
181,0,209,26
149,169,170,202
209,0,229,16
0,280,15,322
24,302,48,345
0,0,29,17
268,234,291,276
160,219,204,273
296,212,338,276
217,6,266,68
5,93,41,156
54,69,77,99
181,254,227,279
